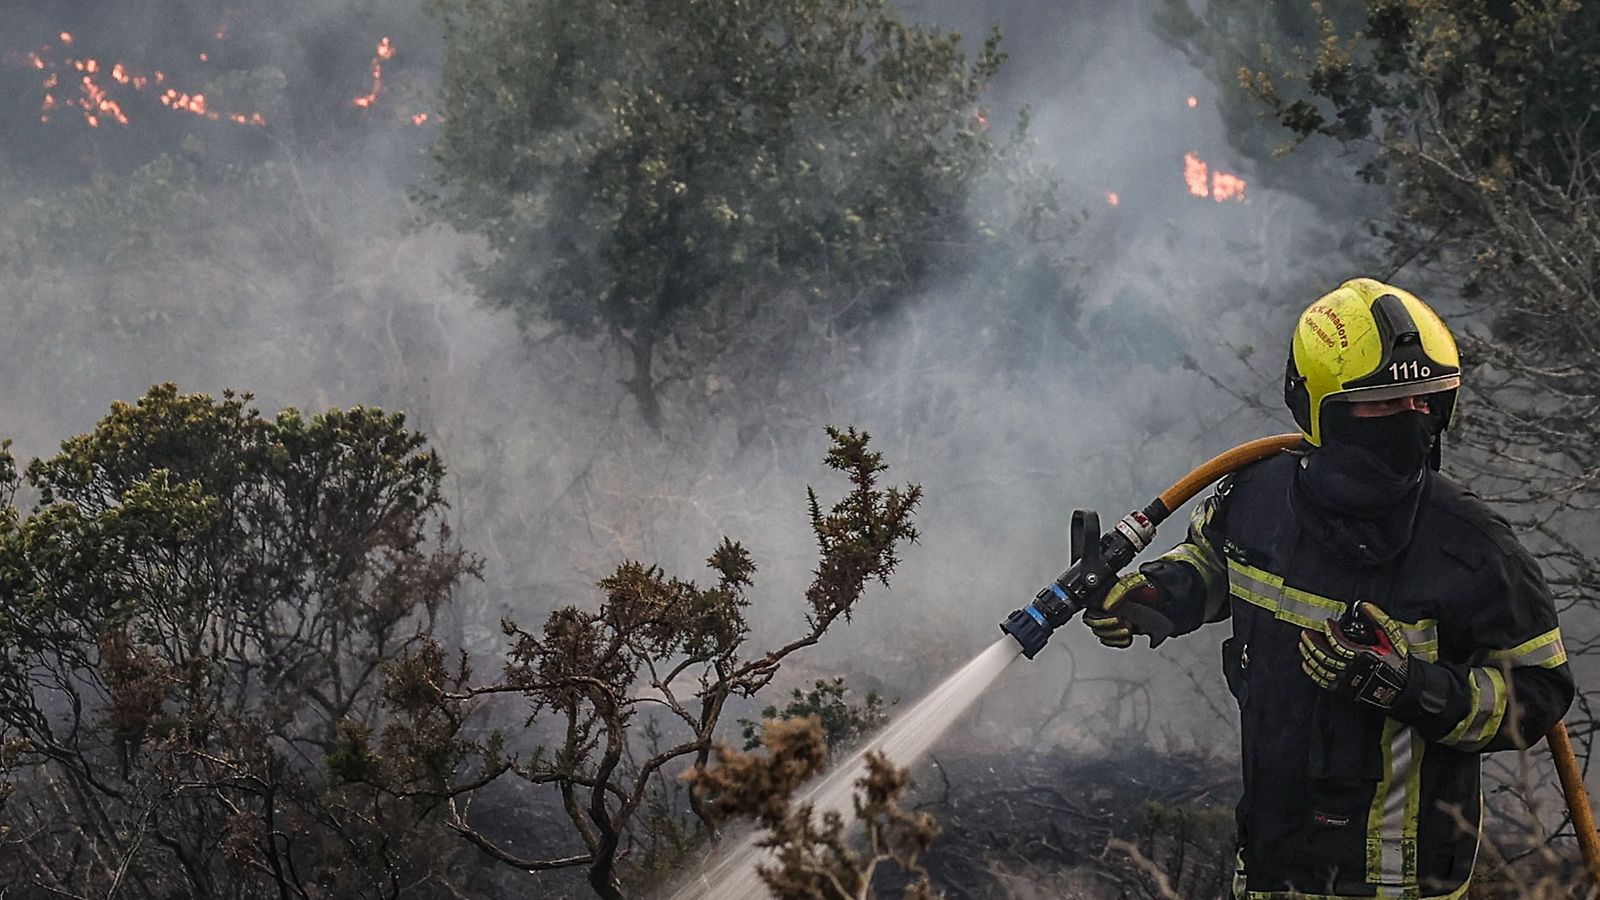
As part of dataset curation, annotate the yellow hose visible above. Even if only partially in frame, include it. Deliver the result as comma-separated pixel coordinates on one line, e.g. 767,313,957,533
1548,721,1600,888
1157,433,1302,513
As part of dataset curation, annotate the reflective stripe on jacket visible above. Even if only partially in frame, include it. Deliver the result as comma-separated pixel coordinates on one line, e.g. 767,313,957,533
1142,450,1573,898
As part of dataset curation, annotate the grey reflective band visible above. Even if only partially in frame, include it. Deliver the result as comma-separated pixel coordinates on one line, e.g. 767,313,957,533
1225,559,1441,662
1480,627,1567,669
1226,559,1343,629
1367,719,1421,888
1441,667,1508,751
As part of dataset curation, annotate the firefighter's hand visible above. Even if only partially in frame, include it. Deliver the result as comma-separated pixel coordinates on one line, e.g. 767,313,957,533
1083,571,1161,649
1299,601,1412,711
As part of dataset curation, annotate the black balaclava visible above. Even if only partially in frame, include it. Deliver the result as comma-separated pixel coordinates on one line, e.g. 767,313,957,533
1292,402,1439,566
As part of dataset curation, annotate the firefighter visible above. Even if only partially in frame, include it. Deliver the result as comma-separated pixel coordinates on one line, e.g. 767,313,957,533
1084,278,1574,898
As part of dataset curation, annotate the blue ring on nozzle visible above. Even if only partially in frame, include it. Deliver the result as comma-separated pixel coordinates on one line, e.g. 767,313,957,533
1024,604,1049,628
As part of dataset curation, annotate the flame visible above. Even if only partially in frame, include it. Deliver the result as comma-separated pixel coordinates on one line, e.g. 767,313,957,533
352,37,393,108
17,29,428,131
1184,152,1210,198
1183,152,1248,203
21,32,264,128
1211,171,1246,202
1187,96,1198,108
1105,191,1120,206
80,74,130,126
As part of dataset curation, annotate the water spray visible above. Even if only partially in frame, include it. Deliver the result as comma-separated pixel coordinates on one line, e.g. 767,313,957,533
681,432,1599,896
674,434,1300,899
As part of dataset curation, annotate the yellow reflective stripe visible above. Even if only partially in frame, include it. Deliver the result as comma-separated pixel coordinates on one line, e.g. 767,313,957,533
1282,582,1345,621
1241,881,1470,900
1481,627,1567,669
1440,667,1507,750
1163,541,1224,584
1366,720,1423,887
1189,493,1218,534
1243,783,1474,900
1161,541,1230,619
1401,619,1439,663
1223,560,1438,660
1226,559,1342,628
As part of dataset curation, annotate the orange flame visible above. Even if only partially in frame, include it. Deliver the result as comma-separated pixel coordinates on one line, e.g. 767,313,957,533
1183,152,1248,203
1184,153,1210,198
17,29,427,131
1105,191,1120,206
1211,171,1247,202
1187,96,1198,108
80,74,130,126
22,32,264,128
352,37,393,108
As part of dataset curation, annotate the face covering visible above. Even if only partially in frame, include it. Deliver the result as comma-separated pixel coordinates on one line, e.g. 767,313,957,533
1292,403,1439,565
1319,403,1436,480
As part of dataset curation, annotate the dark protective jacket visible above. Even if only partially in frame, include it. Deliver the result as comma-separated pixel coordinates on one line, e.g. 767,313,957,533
1141,449,1573,899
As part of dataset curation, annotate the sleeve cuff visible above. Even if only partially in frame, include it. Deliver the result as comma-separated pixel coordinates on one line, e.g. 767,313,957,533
1390,658,1462,740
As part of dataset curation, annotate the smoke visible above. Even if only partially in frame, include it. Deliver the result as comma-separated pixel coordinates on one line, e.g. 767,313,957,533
0,0,1398,857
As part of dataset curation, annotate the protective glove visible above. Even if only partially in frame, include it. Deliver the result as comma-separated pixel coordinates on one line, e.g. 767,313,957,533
1083,570,1163,649
1299,601,1411,711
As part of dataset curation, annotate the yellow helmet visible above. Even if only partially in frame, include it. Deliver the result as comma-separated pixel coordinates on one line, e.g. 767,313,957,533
1284,278,1461,446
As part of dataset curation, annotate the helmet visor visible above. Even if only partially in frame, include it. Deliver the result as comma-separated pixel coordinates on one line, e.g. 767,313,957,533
1328,373,1461,404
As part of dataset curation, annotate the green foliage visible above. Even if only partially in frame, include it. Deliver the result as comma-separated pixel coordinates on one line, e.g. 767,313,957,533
1244,1,1600,292
423,0,1059,424
0,384,479,898
1153,0,1370,201
740,677,891,752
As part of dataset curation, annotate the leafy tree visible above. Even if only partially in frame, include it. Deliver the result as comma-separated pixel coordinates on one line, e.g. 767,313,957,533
1151,0,1370,209
423,0,1060,427
345,427,920,898
0,385,480,898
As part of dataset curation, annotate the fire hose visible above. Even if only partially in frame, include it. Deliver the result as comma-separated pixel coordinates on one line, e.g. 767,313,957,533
999,433,1600,887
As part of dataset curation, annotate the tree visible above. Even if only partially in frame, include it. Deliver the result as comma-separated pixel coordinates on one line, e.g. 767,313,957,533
0,385,480,898
1151,0,1371,211
344,427,920,898
422,0,1060,427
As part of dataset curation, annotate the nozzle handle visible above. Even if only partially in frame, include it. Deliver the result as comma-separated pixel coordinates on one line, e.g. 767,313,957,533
1070,510,1101,569
1116,602,1176,649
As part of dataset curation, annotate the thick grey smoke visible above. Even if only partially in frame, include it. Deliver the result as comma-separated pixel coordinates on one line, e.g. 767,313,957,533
2,0,1498,885
0,0,1388,739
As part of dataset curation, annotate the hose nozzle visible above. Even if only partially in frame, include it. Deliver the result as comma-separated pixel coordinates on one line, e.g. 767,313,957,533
1001,604,1053,659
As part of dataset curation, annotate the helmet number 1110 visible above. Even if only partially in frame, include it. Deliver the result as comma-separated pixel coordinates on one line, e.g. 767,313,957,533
1390,360,1431,380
